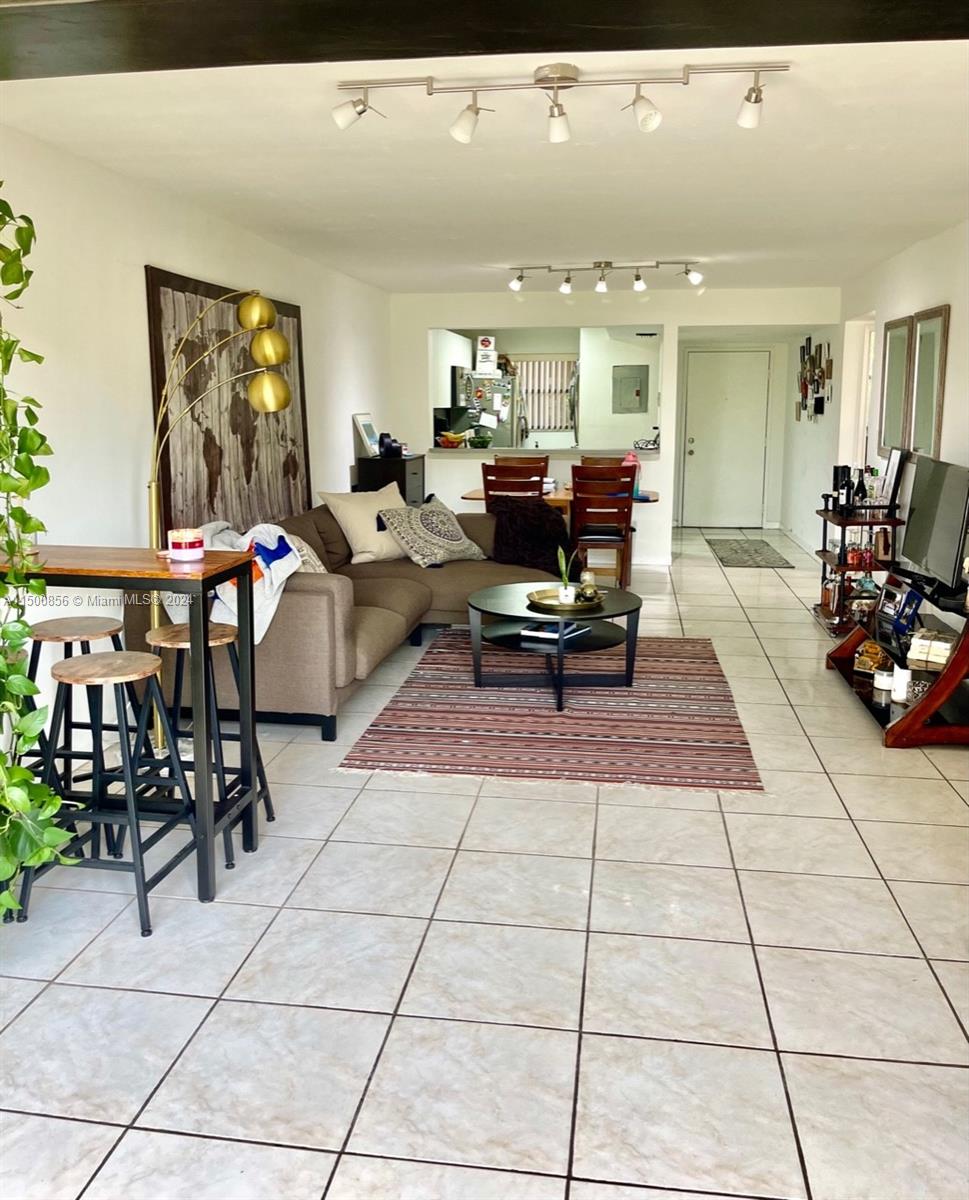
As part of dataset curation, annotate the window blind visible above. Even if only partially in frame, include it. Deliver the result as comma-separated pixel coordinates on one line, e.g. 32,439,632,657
516,358,577,431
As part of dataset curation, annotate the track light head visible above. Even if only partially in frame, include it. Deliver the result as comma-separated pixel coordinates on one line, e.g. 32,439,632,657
737,84,764,129
559,273,573,295
449,102,479,144
332,95,369,130
632,271,648,292
631,91,663,133
547,101,571,144
595,271,609,294
508,272,525,292
684,266,704,285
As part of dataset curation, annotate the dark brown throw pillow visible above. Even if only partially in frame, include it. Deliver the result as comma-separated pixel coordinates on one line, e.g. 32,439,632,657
489,496,573,577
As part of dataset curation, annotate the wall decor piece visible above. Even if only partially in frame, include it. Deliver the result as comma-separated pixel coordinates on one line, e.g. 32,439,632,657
146,266,310,534
796,334,832,422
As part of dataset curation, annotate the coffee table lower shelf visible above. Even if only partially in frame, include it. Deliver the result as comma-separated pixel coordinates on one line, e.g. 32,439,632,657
474,619,635,711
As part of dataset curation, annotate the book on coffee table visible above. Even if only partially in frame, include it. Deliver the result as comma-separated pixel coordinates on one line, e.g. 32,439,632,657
520,621,590,643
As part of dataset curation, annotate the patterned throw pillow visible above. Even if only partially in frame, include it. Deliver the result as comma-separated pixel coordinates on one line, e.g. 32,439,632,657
286,534,328,573
378,497,486,568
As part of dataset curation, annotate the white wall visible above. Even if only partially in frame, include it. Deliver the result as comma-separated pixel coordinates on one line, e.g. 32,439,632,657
3,124,391,547
779,326,843,550
389,288,840,564
577,327,659,449
842,220,969,469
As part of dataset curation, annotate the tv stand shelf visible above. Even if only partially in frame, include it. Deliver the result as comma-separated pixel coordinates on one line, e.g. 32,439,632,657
826,614,969,747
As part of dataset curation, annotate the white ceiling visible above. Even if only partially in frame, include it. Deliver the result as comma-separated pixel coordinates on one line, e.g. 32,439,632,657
1,40,967,292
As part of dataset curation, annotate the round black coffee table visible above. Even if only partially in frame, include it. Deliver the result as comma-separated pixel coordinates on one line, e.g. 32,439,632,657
467,581,643,711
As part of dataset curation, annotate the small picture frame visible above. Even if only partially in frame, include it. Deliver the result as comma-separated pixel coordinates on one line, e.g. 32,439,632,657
878,582,904,619
893,588,923,634
878,446,906,508
353,412,380,458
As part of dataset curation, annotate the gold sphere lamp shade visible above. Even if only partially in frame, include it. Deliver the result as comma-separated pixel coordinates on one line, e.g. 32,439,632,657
248,369,291,413
236,292,277,330
249,328,291,367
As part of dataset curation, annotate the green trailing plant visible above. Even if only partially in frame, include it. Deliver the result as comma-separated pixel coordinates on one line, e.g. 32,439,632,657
0,181,70,911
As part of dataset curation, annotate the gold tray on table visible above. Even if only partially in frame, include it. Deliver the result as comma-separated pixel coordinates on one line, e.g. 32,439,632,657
526,587,604,614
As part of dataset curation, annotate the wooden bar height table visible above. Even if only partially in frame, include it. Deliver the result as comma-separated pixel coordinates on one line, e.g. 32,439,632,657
20,545,258,902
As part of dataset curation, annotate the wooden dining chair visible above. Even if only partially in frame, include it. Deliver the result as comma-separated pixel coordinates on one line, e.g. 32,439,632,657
494,455,549,475
570,464,638,587
481,462,547,511
580,455,624,467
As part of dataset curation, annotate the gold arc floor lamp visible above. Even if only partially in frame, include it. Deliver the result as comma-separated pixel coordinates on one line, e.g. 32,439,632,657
147,288,293,741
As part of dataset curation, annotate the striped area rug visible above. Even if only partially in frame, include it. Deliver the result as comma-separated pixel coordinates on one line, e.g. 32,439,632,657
341,629,762,791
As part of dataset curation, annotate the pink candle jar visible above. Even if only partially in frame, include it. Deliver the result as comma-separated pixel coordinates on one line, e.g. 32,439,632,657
168,528,205,561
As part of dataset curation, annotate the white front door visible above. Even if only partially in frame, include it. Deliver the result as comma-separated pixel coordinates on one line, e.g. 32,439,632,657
682,350,771,527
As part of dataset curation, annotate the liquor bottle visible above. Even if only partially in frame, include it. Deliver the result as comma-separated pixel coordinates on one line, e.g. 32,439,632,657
853,469,868,507
839,471,853,513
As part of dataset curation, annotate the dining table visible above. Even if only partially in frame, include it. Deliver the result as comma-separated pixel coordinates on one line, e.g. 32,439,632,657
20,545,258,902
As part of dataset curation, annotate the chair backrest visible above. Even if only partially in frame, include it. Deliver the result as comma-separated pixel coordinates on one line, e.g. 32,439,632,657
570,464,637,537
580,455,624,467
482,463,546,511
494,455,549,475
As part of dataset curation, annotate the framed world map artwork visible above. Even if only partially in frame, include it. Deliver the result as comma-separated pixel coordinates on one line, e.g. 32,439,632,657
145,266,311,534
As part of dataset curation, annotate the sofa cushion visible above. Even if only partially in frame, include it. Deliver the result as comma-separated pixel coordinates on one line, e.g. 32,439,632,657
279,510,328,565
354,607,408,679
456,512,495,558
351,577,431,629
318,483,408,564
379,497,486,568
340,557,556,618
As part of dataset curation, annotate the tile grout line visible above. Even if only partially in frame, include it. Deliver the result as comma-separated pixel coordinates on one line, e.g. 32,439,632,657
319,775,486,1200
562,780,600,1199
70,777,374,1200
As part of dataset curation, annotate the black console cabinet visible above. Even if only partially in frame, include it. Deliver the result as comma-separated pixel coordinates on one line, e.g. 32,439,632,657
356,454,425,505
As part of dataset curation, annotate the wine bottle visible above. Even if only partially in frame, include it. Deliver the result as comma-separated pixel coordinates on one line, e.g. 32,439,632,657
853,469,868,506
839,472,853,513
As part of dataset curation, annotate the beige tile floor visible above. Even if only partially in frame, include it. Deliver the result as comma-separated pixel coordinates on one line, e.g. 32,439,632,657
1,528,967,1200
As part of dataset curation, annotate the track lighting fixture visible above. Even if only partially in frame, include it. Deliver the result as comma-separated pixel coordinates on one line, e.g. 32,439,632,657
737,81,764,129
627,85,663,132
449,90,493,144
504,261,705,292
335,61,788,142
332,88,386,130
547,90,571,144
449,102,479,143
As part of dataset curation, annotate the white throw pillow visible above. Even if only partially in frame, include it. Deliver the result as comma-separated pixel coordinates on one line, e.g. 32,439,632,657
317,482,408,564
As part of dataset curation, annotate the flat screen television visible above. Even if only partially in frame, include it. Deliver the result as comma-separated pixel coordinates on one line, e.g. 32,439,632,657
901,455,969,589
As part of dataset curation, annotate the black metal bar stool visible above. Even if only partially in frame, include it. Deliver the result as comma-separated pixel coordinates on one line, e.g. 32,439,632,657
18,650,195,936
145,621,275,869
26,616,130,793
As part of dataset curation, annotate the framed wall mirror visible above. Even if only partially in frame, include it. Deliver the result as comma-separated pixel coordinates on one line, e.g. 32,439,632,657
910,304,950,457
878,315,913,455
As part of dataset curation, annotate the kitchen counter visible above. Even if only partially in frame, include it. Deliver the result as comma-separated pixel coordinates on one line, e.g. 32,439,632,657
427,446,660,460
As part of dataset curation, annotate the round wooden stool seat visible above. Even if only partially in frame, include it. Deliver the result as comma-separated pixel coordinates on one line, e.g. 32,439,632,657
145,622,237,651
30,616,124,643
52,650,161,687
